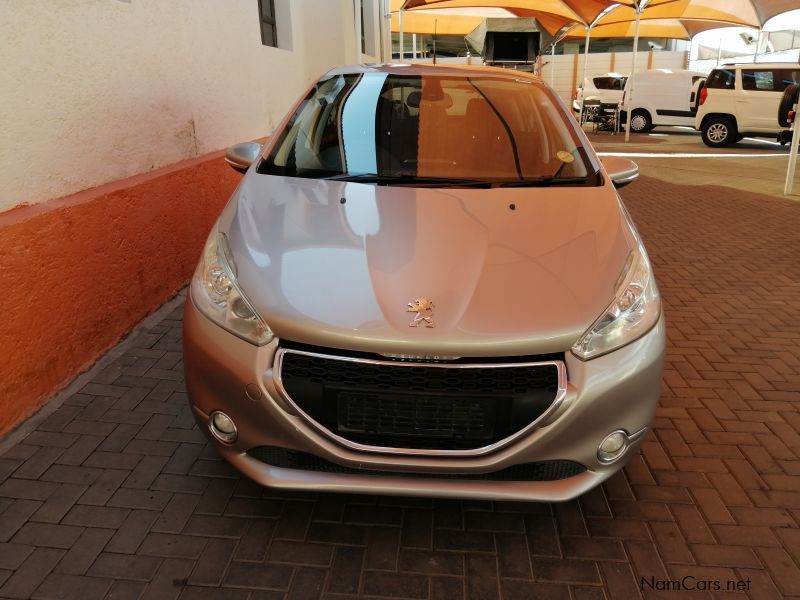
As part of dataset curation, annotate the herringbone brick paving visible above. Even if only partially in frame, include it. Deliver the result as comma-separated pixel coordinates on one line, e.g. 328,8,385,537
1,175,799,599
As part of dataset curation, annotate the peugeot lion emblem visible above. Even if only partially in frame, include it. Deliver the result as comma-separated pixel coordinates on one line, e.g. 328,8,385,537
407,298,435,328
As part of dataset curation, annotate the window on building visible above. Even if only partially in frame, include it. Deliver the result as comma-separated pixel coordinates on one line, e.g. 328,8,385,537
258,0,278,48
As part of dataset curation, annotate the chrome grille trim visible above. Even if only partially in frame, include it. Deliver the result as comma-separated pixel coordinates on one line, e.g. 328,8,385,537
271,347,568,458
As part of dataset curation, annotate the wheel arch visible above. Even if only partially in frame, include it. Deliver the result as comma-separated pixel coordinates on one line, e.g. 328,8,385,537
700,113,737,130
628,107,654,132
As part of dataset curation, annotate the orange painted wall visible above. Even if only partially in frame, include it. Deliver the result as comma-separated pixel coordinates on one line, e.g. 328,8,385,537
0,151,241,435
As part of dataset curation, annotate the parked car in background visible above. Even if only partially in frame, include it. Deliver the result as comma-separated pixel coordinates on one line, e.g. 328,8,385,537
573,73,628,114
619,69,707,133
696,63,800,147
185,64,665,503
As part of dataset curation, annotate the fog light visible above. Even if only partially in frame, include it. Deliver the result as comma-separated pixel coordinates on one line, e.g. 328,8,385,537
209,411,238,444
598,430,628,463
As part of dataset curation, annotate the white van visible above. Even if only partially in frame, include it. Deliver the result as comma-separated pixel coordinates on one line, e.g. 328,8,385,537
620,69,707,132
572,73,628,113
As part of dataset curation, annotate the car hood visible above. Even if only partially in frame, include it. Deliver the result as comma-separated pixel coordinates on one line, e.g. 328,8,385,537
219,174,636,357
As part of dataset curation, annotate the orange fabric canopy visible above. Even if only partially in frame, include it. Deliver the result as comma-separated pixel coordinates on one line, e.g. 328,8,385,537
401,0,798,29
391,11,487,34
563,18,743,40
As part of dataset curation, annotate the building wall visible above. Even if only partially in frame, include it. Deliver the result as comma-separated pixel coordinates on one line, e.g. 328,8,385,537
540,50,690,102
0,153,241,434
0,0,387,435
0,0,384,212
690,49,800,72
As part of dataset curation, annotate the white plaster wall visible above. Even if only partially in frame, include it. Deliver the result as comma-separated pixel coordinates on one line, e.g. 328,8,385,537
0,0,385,211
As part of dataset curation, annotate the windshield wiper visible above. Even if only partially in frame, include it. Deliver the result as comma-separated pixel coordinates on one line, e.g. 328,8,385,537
322,173,589,188
493,176,589,188
322,173,494,187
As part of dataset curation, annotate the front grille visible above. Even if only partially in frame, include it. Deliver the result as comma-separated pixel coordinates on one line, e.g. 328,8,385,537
276,349,562,452
248,446,586,481
338,392,495,447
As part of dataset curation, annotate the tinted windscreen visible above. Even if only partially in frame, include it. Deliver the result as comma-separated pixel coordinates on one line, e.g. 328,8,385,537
491,32,536,62
593,76,627,90
259,72,593,185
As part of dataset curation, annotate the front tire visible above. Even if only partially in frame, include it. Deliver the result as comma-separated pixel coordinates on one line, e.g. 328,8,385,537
701,117,737,147
629,110,652,133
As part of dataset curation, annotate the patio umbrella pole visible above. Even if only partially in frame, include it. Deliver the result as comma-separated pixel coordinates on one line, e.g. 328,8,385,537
580,27,591,114
399,9,404,61
753,28,761,63
433,19,437,63
784,99,800,195
624,3,644,142
550,26,571,89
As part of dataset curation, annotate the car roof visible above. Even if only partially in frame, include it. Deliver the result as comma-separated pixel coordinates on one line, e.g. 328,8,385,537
324,63,546,85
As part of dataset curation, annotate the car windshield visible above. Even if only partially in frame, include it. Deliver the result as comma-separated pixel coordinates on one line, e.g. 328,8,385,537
258,72,596,186
593,76,627,90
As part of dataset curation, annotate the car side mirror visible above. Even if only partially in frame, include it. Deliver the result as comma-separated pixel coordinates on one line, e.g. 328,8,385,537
225,142,262,173
601,156,639,188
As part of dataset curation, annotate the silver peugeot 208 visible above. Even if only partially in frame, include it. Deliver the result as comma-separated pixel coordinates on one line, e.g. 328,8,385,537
183,64,665,502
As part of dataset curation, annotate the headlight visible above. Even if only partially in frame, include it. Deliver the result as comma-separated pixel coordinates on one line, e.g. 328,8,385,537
190,230,273,345
572,244,661,360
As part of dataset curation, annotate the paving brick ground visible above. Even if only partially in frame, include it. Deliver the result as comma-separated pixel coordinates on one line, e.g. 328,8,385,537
1,174,799,599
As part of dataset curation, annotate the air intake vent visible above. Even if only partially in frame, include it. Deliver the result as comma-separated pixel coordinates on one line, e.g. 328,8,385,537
248,446,586,482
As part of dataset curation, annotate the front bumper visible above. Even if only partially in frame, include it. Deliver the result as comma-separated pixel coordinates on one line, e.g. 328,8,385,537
183,297,666,502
